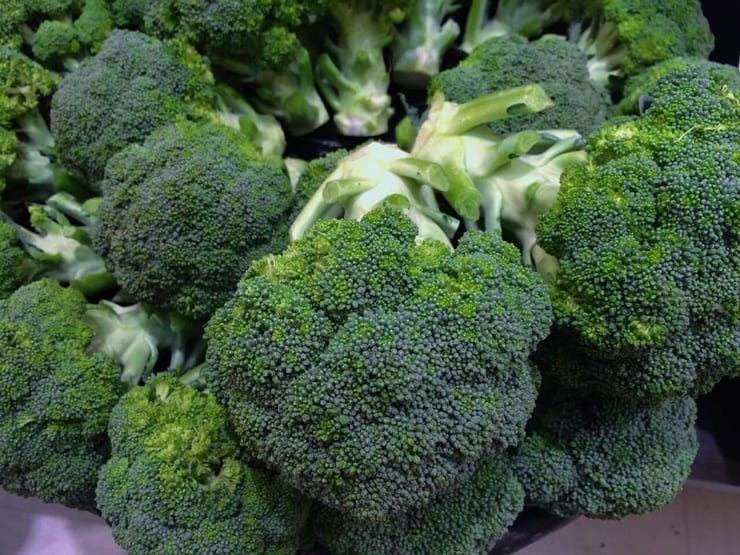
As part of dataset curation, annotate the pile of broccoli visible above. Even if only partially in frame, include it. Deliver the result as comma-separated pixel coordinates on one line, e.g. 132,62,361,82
0,1,737,554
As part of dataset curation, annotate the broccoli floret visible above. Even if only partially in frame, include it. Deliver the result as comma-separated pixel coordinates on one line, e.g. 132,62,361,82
143,0,329,136
513,394,698,519
97,374,311,555
312,455,524,555
289,141,461,247
109,0,146,28
462,0,561,52
558,0,714,88
93,121,293,322
205,207,552,519
535,64,740,397
391,0,461,88
315,0,413,136
616,57,740,116
0,279,183,508
430,34,612,136
50,29,215,185
0,217,36,298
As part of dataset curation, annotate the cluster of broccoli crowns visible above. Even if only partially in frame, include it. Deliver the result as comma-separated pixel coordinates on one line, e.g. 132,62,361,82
0,0,736,553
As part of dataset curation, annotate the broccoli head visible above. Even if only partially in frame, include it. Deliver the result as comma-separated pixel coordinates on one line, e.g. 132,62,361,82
94,121,293,321
535,64,740,398
0,217,36,298
558,0,714,87
429,34,611,136
98,374,310,555
205,207,552,519
50,29,214,185
312,455,525,555
0,279,189,508
513,394,698,519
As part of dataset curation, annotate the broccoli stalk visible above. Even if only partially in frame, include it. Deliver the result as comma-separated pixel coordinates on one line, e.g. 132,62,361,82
391,0,461,88
410,85,555,220
14,192,115,296
462,0,561,53
472,130,587,269
569,18,627,86
316,1,411,136
289,141,460,247
213,84,286,158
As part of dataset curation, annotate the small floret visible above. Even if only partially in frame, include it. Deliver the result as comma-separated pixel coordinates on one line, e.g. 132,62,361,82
312,455,525,555
97,374,311,555
513,393,698,519
0,217,36,298
93,121,293,321
205,207,552,518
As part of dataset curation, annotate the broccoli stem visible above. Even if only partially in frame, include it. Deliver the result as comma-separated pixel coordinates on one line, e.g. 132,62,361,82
392,0,461,88
316,5,397,136
572,19,628,86
431,85,554,136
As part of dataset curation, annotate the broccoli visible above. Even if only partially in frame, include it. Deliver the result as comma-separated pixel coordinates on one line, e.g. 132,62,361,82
513,393,698,519
462,0,561,53
97,374,311,555
287,147,350,223
108,0,146,28
0,217,36,298
205,207,552,519
0,279,183,508
0,0,82,50
558,0,714,88
312,455,524,555
429,34,612,136
142,0,329,136
391,0,461,88
410,83,587,246
289,141,461,247
534,64,740,398
616,57,740,116
0,47,81,199
50,29,215,185
13,192,115,296
315,0,413,136
93,120,293,322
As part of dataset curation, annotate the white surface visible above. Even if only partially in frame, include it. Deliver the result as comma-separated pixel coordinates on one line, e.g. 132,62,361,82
0,489,125,555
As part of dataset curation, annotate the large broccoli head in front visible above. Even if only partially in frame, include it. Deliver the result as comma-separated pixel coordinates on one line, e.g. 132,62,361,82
205,207,553,519
97,374,310,555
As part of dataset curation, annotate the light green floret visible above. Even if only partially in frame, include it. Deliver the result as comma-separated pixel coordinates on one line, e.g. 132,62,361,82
97,374,311,555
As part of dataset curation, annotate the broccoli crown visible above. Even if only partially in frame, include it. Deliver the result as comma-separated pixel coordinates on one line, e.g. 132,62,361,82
94,120,292,321
558,0,714,85
31,19,81,64
616,57,740,116
0,279,126,509
312,455,525,555
50,29,214,185
535,64,740,397
429,34,611,136
513,394,698,519
0,218,35,299
205,207,552,519
97,374,310,555
0,47,59,127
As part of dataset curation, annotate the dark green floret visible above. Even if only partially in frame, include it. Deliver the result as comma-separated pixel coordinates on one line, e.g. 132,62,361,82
97,374,311,555
93,120,293,321
0,217,36,299
513,393,698,519
205,207,552,519
50,29,214,185
312,455,525,555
